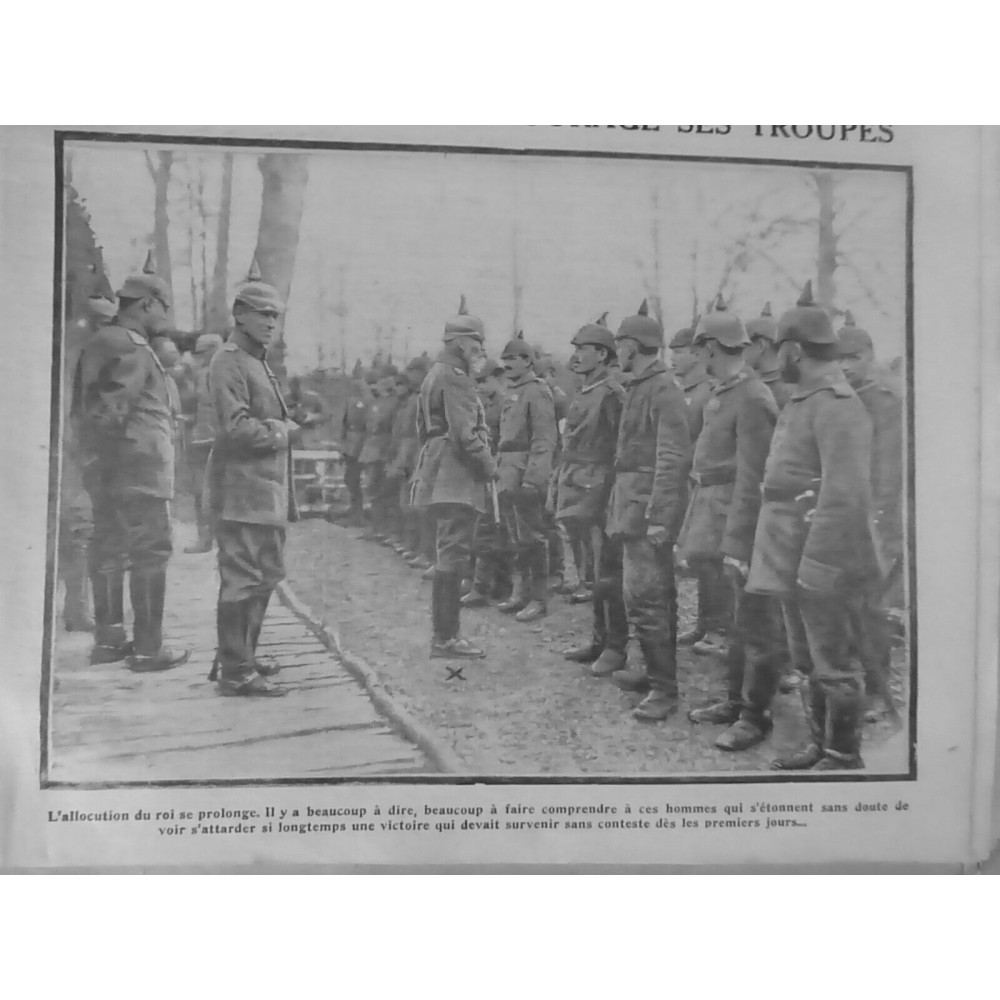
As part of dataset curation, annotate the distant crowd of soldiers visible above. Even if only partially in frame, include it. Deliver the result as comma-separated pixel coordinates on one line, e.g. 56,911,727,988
64,252,904,769
335,289,903,772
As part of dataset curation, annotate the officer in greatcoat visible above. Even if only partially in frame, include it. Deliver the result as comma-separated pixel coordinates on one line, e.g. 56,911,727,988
746,303,794,411
606,300,692,722
838,312,904,721
206,263,299,697
677,302,781,751
410,297,496,659
494,333,558,624
747,283,879,770
71,253,190,672
553,316,628,677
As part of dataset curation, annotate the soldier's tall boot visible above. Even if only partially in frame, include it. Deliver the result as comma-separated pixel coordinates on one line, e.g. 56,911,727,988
247,591,281,677
63,546,93,632
516,547,549,623
127,571,191,673
771,674,826,770
814,689,865,771
215,599,285,697
430,572,484,660
497,554,530,615
689,641,744,726
590,586,629,677
633,638,680,722
89,570,131,664
462,541,495,608
564,593,606,664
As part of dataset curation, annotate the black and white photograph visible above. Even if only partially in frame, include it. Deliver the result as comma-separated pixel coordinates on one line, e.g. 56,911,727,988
44,131,914,786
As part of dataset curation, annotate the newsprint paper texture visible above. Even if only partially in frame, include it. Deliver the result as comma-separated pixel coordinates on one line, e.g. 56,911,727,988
0,125,997,871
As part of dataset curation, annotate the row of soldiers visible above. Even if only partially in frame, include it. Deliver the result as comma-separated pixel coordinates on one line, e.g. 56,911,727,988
394,288,902,772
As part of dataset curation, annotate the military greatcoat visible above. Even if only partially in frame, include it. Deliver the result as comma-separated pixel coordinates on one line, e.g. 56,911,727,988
495,374,557,497
759,367,794,411
679,365,714,443
746,371,878,598
676,368,777,565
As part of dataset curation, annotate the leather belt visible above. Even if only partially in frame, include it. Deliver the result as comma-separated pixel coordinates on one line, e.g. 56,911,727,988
691,470,736,488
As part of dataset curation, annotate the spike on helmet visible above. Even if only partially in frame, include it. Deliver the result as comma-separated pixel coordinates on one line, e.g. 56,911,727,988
844,310,856,327
247,257,263,283
747,301,778,343
444,293,485,343
117,248,172,305
142,250,156,275
596,312,609,328
617,299,664,349
234,255,285,314
777,281,836,346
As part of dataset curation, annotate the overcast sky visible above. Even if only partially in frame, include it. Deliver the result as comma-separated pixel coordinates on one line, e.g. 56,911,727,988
68,140,908,373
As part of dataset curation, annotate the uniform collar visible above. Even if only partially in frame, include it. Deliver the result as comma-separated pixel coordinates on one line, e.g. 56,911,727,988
625,358,668,387
579,371,610,394
232,328,268,360
505,371,535,390
791,370,853,401
680,364,711,391
713,367,756,395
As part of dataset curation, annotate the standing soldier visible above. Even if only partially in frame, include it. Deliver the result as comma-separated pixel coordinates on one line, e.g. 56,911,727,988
411,297,495,659
678,303,780,750
358,371,400,542
670,318,726,654
747,303,793,411
606,300,692,721
555,316,628,677
838,312,904,721
335,374,370,526
495,333,558,623
462,358,512,606
182,333,223,553
207,263,299,697
747,283,879,770
386,359,427,555
72,253,190,672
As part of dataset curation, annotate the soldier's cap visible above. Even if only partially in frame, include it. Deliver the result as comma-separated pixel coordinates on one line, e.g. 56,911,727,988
502,330,534,360
694,294,750,349
777,281,837,346
194,333,224,354
616,299,664,349
444,294,485,343
86,296,118,320
234,258,286,315
117,250,172,307
572,312,617,355
746,302,778,343
837,310,874,356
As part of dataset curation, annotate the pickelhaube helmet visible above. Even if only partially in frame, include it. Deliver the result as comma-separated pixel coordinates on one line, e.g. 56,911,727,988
694,294,750,348
444,294,485,343
572,311,617,356
669,306,701,350
117,250,172,307
616,299,664,349
837,310,874,355
746,302,778,343
234,257,286,314
777,281,836,346
501,329,533,360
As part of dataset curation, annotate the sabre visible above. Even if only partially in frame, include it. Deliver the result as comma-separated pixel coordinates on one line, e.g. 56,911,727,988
490,481,501,525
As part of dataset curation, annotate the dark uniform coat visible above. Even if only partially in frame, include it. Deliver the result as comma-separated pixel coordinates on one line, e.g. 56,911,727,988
358,394,399,465
387,392,421,480
746,371,878,598
206,329,298,527
855,375,904,567
676,368,778,565
340,391,369,460
478,384,506,452
411,349,495,513
73,322,176,500
551,374,624,524
190,366,219,447
760,367,794,411
606,360,691,541
679,365,714,442
496,374,558,497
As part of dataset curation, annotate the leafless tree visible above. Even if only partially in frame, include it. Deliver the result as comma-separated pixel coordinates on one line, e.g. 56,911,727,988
143,150,174,302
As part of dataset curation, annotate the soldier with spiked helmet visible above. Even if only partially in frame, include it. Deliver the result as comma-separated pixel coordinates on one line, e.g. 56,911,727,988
747,282,880,770
746,302,793,411
410,296,496,660
606,299,692,722
71,251,191,672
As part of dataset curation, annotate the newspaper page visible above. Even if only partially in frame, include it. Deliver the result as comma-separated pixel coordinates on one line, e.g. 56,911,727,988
0,125,995,871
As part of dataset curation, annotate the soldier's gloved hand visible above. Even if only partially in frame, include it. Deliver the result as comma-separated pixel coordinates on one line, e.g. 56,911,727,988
723,556,750,582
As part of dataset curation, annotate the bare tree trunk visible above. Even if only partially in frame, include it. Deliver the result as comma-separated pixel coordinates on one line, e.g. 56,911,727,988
144,150,174,300
814,171,838,310
253,153,310,378
208,153,234,334
511,229,523,335
186,166,199,330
